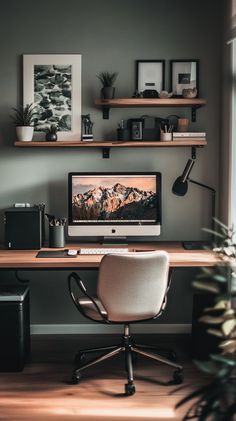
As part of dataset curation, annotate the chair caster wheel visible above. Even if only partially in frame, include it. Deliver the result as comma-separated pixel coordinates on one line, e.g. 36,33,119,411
72,371,82,384
125,383,136,396
75,352,85,365
173,369,184,384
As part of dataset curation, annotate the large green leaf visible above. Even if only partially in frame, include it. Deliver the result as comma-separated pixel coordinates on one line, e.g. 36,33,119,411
211,353,236,366
199,315,225,324
194,359,219,374
193,280,220,293
219,339,236,353
207,328,224,338
222,319,236,336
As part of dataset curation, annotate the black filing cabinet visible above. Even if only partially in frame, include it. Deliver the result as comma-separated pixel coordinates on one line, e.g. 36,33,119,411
0,286,30,371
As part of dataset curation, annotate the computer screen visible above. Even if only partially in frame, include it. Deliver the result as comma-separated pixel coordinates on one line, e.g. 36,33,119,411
68,172,161,238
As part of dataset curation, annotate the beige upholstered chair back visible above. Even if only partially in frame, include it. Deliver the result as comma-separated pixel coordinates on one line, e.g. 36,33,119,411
97,251,169,322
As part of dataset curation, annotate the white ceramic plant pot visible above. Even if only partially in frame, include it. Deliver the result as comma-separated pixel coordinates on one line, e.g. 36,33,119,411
16,126,34,142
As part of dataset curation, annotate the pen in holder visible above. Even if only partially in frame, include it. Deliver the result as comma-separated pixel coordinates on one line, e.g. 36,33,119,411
160,123,173,141
46,214,66,248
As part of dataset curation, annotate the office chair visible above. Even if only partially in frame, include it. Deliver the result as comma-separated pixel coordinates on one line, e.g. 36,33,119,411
68,251,183,395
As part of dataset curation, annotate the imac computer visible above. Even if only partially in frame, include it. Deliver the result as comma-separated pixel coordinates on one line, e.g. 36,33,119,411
68,172,161,240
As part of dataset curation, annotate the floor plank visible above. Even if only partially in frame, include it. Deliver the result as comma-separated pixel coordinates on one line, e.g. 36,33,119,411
0,334,209,421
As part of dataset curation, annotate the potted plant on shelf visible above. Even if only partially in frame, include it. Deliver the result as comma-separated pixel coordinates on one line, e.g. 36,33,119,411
97,71,118,99
45,124,58,141
11,103,39,142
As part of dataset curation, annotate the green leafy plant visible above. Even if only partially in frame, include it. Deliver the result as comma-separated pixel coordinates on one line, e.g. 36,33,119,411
176,219,236,420
97,71,118,87
11,103,39,126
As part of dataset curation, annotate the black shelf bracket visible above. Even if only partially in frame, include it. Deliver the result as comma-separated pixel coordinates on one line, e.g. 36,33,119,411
191,105,201,122
102,147,110,158
102,106,110,119
191,146,197,159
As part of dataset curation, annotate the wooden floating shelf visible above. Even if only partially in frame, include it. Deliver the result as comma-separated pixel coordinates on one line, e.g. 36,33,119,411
14,139,207,148
95,98,207,107
14,139,207,158
94,97,207,121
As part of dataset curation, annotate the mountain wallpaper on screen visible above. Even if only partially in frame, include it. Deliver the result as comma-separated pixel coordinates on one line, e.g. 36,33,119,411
72,183,157,220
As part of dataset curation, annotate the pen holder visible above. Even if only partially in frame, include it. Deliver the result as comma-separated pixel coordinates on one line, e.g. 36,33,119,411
117,128,130,141
160,132,173,142
49,225,65,248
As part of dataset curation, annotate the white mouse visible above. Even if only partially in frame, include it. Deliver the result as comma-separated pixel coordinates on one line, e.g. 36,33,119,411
67,249,78,256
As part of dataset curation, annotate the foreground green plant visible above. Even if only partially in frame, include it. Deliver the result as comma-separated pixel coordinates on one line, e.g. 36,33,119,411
177,219,236,420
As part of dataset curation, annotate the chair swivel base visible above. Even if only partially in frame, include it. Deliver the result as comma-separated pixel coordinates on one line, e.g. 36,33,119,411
72,325,184,395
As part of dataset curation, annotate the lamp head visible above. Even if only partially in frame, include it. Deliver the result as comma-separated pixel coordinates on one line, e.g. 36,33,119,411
172,159,195,196
172,176,188,196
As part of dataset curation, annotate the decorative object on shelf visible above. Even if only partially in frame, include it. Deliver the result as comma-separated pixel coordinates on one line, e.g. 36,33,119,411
177,118,189,132
159,90,173,99
11,103,39,142
97,71,118,99
170,60,199,97
142,89,159,98
117,120,130,141
136,60,165,97
45,124,58,141
160,122,174,141
23,54,81,141
182,87,198,98
81,114,94,141
132,90,143,98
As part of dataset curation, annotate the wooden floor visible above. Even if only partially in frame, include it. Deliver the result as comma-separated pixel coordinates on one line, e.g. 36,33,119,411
0,334,209,421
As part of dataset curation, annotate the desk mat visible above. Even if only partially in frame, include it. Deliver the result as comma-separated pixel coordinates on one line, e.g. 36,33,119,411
36,250,78,258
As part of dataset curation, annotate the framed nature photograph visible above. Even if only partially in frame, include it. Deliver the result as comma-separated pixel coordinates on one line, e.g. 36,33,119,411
23,54,81,141
170,60,199,97
136,60,165,96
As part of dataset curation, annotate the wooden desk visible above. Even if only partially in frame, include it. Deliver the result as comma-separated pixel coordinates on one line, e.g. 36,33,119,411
0,242,219,269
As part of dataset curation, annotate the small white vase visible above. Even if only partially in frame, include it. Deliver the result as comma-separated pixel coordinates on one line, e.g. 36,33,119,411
16,126,34,142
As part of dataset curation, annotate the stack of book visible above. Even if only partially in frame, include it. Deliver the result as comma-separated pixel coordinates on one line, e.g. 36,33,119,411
172,132,206,141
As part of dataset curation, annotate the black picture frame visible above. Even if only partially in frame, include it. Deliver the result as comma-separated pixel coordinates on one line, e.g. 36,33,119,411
170,60,199,98
136,60,165,95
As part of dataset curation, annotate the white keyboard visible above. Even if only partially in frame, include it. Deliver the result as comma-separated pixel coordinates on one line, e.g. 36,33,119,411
79,248,129,255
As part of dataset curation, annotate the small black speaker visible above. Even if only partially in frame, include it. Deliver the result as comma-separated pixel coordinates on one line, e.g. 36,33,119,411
4,207,44,250
131,120,143,140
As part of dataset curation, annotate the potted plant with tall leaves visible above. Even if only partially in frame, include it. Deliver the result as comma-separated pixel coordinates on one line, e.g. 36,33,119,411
176,219,236,420
97,71,118,99
11,103,39,141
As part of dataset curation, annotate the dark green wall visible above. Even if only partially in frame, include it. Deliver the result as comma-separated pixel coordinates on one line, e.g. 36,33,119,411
0,0,223,330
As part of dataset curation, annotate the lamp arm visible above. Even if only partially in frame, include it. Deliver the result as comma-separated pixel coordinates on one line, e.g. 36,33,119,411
189,178,216,239
188,178,216,194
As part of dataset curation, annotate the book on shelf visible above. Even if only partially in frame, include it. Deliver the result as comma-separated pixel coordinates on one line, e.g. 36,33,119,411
172,132,206,138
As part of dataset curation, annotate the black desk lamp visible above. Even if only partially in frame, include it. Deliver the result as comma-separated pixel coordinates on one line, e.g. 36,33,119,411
172,159,216,249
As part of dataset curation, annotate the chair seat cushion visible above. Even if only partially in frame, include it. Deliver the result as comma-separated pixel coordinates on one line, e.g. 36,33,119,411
78,297,107,321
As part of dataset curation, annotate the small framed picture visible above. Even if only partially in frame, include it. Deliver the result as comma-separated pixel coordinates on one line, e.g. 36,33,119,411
170,60,199,97
136,60,165,95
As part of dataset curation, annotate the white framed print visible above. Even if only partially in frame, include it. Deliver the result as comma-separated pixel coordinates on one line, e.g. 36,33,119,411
23,54,81,141
136,60,165,94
